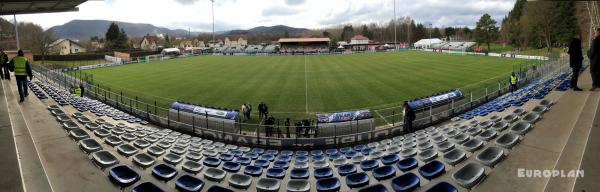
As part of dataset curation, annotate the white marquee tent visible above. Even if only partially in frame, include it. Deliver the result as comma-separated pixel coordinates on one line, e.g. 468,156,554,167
413,38,444,48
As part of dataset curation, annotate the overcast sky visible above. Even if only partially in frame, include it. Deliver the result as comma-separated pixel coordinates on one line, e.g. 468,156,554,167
4,0,516,31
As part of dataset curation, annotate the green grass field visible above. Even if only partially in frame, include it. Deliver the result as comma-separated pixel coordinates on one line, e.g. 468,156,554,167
83,51,531,125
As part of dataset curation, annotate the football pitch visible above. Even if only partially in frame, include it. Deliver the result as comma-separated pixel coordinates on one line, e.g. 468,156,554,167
83,51,529,125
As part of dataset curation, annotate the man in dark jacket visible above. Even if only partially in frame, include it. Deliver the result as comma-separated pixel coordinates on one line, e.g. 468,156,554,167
589,28,600,91
0,48,9,80
568,33,583,91
403,101,416,133
8,50,33,102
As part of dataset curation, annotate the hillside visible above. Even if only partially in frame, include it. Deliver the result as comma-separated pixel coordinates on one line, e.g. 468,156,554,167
48,20,196,40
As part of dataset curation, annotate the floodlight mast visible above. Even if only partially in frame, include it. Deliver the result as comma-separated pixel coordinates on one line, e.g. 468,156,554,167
211,0,215,44
393,0,397,49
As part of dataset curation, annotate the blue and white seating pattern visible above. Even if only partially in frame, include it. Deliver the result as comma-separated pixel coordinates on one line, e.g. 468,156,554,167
32,64,573,191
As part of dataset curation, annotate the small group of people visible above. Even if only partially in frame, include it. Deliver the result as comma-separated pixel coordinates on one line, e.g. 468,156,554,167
72,83,84,97
0,49,33,103
572,28,600,91
263,116,277,137
240,102,252,121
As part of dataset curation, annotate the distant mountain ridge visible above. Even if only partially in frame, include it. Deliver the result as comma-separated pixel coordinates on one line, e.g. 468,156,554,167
49,20,312,40
49,20,196,40
224,25,311,36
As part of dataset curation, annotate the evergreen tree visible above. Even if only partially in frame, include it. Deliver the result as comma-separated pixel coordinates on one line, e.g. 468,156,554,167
474,13,499,51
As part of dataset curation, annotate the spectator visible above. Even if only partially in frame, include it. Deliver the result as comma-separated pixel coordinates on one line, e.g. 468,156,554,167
8,50,33,102
258,102,265,119
568,32,583,91
245,102,252,120
0,48,9,80
303,119,311,138
295,121,302,138
263,103,269,117
510,72,518,93
241,103,247,121
285,118,291,138
589,28,600,91
402,101,416,133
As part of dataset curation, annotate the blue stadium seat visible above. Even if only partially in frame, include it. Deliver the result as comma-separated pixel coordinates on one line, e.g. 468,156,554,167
326,149,339,155
345,172,370,188
358,184,389,192
354,144,366,151
373,165,397,181
338,164,357,176
418,160,446,180
175,175,204,192
316,177,341,192
259,154,275,162
219,153,234,162
360,159,379,171
381,154,400,165
254,159,271,168
425,182,458,192
391,172,420,192
296,150,309,156
340,147,353,154
108,165,140,188
265,149,279,156
273,160,290,169
396,157,418,171
132,182,164,192
344,150,358,159
223,161,241,173
312,155,326,162
244,165,263,177
276,155,292,162
243,152,259,160
235,157,252,165
314,167,334,179
281,150,294,156
252,148,265,154
311,150,324,156
290,168,310,179
206,185,234,192
203,157,222,167
328,153,343,161
152,164,178,182
266,168,286,179
361,147,374,155
295,155,309,163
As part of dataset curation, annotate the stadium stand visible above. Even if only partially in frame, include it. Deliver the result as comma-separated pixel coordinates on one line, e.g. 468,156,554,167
2,40,599,192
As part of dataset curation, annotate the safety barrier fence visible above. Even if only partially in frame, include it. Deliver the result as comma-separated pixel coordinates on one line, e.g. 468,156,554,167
30,53,568,149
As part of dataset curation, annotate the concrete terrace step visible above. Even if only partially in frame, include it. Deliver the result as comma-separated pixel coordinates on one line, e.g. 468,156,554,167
2,78,117,192
545,91,600,192
1,79,53,192
574,93,600,191
0,80,24,192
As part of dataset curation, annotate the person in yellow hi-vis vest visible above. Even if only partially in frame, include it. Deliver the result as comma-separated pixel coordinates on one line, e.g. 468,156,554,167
8,50,33,102
510,72,518,93
74,86,82,97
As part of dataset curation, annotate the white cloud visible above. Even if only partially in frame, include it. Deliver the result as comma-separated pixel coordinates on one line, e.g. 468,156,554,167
3,0,516,31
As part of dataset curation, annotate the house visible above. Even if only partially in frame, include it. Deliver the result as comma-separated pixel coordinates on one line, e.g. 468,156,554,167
350,35,370,45
224,37,248,47
47,39,86,55
178,39,205,48
140,35,160,50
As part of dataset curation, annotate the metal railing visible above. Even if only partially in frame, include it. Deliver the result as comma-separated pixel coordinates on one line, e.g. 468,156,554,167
30,52,568,149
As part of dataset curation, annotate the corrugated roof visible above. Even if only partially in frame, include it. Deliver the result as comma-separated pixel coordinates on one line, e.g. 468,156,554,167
278,38,331,43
